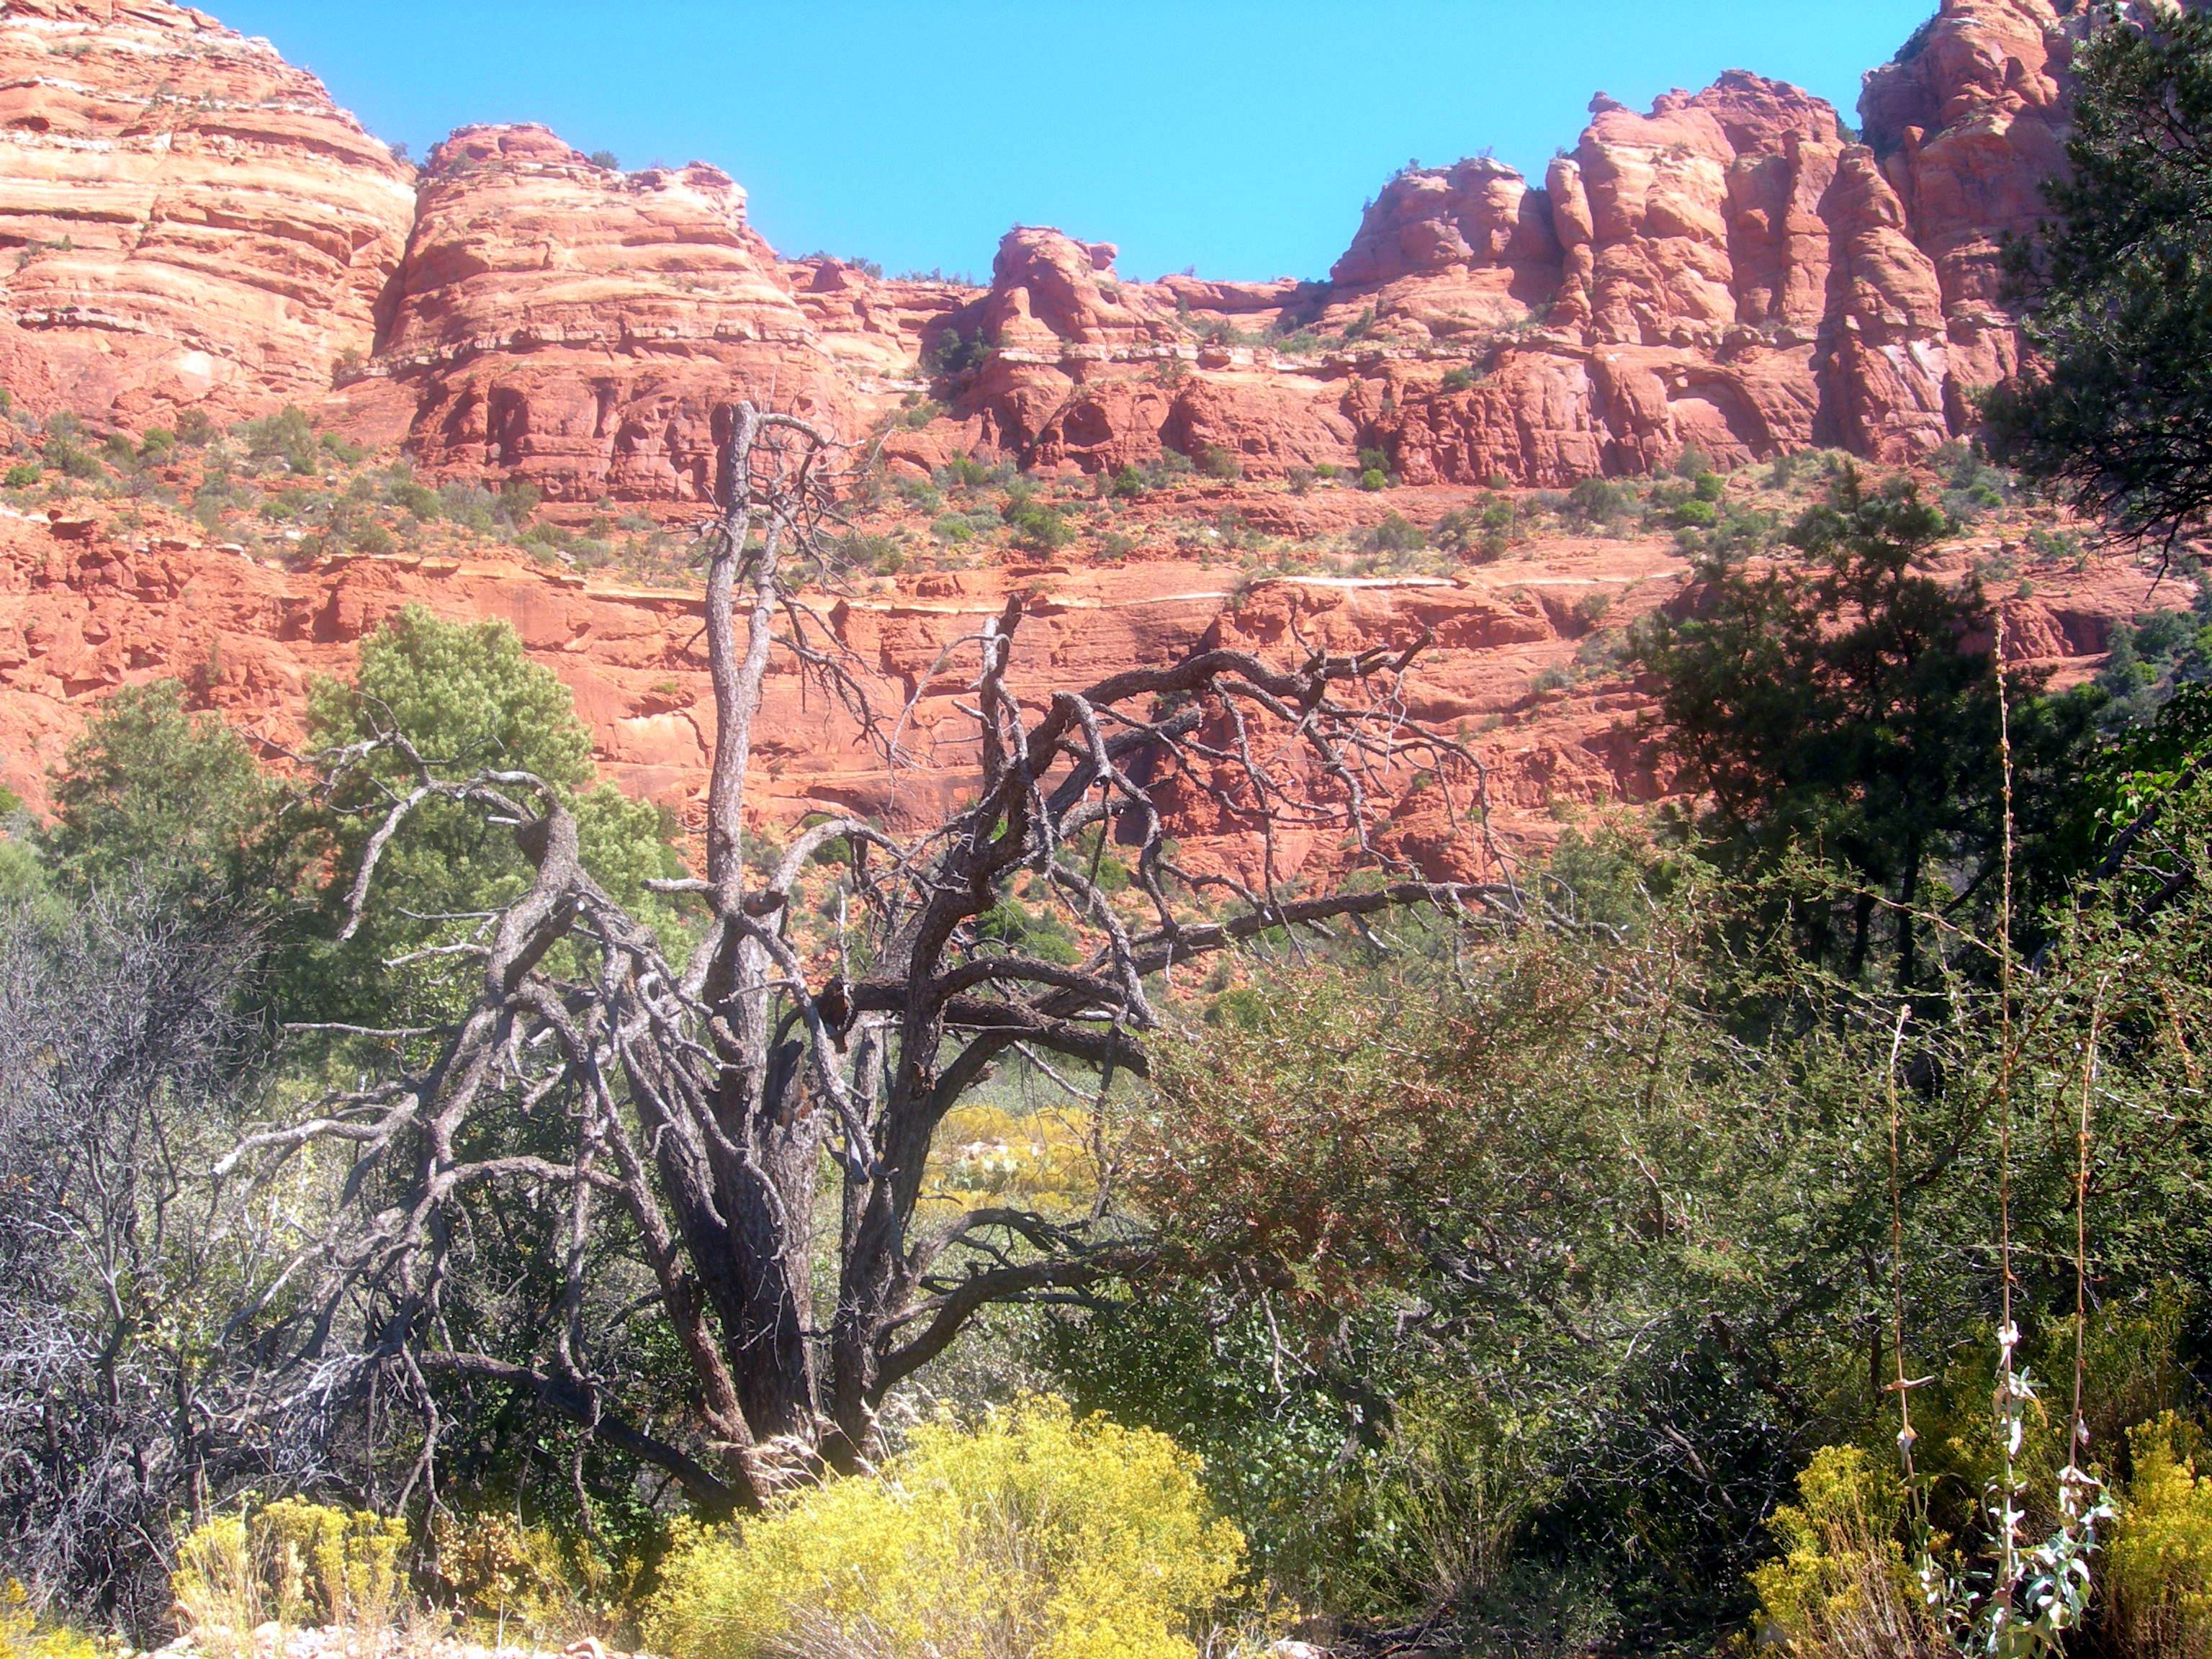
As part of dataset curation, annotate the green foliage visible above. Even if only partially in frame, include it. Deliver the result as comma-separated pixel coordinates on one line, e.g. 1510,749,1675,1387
1565,475,1632,526
645,1397,1250,1659
1629,470,2088,975
1441,367,1476,393
1197,445,1244,482
42,434,103,482
302,607,683,1022
1985,6,2212,549
1365,511,1424,554
1359,467,1389,493
43,680,297,917
1001,486,1074,554
238,408,320,475
922,321,993,383
3,463,40,489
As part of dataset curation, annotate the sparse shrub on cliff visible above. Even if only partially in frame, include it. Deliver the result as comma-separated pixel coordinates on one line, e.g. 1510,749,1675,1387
3,462,40,490
42,433,104,483
1359,468,1389,492
921,321,993,385
1673,444,1715,480
1366,511,1424,555
174,408,216,446
644,1396,1250,1659
1197,444,1243,482
239,407,320,475
936,454,1014,493
1441,367,1476,394
1002,485,1074,553
1563,476,1631,527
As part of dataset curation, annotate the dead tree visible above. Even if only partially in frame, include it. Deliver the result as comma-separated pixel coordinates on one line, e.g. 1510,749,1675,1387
225,403,1527,1512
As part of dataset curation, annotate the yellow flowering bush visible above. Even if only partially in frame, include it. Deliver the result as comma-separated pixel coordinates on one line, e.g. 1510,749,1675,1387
646,1395,1249,1659
1750,1446,1941,1659
172,1499,408,1642
2108,1413,2212,1659
1,1580,102,1659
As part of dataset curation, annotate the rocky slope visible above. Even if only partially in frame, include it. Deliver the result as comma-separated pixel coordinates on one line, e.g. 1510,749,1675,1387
0,475,2168,885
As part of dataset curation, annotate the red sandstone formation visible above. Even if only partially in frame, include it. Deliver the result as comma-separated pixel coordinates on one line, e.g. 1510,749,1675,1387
0,0,415,426
0,0,2180,886
0,0,2103,493
0,496,2168,887
343,125,873,507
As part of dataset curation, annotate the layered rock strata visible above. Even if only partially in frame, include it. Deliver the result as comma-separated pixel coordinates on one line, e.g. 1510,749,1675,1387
0,0,2102,493
0,0,415,424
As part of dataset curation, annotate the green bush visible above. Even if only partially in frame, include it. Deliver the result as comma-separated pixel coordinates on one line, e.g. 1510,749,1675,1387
1441,367,1476,393
645,1396,1250,1659
1367,511,1424,554
3,463,39,489
1197,445,1243,482
239,407,320,475
42,436,103,482
1359,468,1390,493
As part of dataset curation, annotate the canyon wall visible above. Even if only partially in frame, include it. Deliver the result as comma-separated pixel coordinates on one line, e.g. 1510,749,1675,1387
0,0,2102,495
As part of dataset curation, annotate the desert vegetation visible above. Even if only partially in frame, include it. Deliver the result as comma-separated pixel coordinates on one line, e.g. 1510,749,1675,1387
8,8,2212,1659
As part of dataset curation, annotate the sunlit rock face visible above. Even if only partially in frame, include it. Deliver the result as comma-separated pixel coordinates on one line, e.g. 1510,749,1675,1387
0,0,416,426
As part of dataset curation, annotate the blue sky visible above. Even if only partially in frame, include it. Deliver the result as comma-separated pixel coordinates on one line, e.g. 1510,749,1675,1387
212,1,1938,283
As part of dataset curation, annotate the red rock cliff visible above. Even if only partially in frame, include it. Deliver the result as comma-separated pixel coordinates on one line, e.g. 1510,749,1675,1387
0,0,415,425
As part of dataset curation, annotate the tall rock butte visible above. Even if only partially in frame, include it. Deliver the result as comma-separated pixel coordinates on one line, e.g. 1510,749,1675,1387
0,0,415,424
0,0,2108,492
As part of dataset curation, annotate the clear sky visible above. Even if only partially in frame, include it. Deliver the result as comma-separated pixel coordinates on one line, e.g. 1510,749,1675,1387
210,1,1938,284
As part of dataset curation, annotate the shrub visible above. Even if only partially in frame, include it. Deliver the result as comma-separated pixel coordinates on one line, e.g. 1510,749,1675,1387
174,1501,409,1647
1002,488,1074,554
42,436,103,482
3,463,39,489
1749,1446,1941,1659
2108,1413,2212,1659
1441,367,1476,393
1694,471,1727,503
646,1396,1249,1659
1,1581,100,1659
239,407,320,475
1367,511,1424,554
1359,468,1390,493
174,409,216,446
1197,445,1243,482
1565,476,1629,524
1673,445,1714,480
